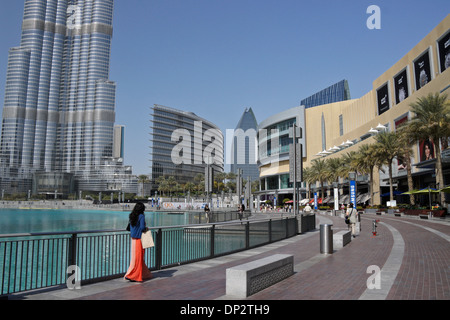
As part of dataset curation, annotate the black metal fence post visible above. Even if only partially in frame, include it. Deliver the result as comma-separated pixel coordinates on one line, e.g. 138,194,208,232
269,219,272,243
245,221,250,249
68,233,77,267
155,228,163,270
210,224,215,258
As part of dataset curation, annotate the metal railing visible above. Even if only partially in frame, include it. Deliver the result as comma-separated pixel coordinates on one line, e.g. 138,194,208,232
0,215,298,296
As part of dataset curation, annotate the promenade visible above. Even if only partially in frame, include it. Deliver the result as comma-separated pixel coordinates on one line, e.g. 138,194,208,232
9,211,450,302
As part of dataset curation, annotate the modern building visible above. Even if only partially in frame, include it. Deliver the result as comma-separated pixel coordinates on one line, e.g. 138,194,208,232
0,0,137,196
301,79,351,109
149,104,224,193
257,106,306,204
257,15,450,207
230,108,259,182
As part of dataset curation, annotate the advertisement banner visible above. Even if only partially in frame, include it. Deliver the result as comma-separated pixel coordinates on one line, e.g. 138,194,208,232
394,69,409,104
414,50,431,90
437,30,450,73
350,180,356,207
314,192,318,210
376,83,390,115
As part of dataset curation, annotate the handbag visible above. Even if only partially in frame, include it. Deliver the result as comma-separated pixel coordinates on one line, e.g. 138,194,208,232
141,230,154,249
345,216,350,224
345,208,355,224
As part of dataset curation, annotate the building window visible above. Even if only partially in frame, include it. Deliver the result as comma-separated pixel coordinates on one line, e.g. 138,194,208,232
267,176,279,190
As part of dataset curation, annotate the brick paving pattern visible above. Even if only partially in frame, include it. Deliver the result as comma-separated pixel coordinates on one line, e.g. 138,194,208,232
10,212,450,301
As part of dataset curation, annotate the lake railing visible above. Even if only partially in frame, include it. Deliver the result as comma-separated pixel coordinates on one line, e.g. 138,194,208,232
0,215,298,296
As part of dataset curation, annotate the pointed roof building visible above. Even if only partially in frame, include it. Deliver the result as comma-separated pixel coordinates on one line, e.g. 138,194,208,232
231,108,259,182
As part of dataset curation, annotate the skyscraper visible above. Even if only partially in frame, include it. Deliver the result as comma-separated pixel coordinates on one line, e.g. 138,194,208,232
230,108,259,182
0,0,137,195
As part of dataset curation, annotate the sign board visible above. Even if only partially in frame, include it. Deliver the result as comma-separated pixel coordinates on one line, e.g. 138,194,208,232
314,192,318,210
350,180,356,207
289,143,303,183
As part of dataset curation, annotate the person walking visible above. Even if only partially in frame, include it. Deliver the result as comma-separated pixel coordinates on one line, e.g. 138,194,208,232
303,203,312,214
124,202,153,282
238,204,244,222
346,203,358,238
204,204,211,223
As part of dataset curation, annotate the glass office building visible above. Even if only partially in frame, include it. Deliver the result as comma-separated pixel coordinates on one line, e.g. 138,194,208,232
150,104,224,193
301,79,351,109
0,0,137,195
257,106,306,202
230,108,259,182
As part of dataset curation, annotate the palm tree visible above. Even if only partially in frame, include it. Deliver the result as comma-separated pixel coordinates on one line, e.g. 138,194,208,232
355,144,380,206
184,181,195,194
302,166,315,199
407,93,450,205
340,151,359,178
396,124,417,205
309,158,328,200
193,173,205,195
138,174,150,197
155,176,167,196
372,131,402,203
324,157,343,187
214,172,227,193
167,176,177,198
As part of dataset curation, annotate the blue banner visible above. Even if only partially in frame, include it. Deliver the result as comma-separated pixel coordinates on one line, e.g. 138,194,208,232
350,180,356,206
314,192,318,210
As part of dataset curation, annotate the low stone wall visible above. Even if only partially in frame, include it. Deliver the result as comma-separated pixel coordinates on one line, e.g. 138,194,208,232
297,213,316,234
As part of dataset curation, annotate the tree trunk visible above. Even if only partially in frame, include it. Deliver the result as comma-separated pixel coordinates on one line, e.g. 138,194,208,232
435,143,446,206
389,162,394,203
405,152,415,205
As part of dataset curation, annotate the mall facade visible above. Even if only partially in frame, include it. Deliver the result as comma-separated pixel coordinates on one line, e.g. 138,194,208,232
257,15,450,207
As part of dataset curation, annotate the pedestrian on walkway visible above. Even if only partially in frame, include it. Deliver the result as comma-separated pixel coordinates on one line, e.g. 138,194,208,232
124,202,153,282
204,204,211,223
304,203,312,215
346,203,358,238
238,204,244,222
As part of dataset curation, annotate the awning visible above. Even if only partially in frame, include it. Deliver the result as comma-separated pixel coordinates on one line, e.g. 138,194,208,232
381,190,404,197
300,199,310,205
402,187,439,195
339,194,349,204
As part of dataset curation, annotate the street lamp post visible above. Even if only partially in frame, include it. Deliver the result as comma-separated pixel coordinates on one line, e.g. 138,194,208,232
289,124,302,215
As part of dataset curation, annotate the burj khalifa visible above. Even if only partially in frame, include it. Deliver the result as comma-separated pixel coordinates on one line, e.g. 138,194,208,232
0,0,137,195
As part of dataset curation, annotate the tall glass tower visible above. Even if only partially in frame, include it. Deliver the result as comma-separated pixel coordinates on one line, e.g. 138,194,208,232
231,108,259,182
0,0,137,195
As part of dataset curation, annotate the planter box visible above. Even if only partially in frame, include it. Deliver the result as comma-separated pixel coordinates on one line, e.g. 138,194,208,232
404,209,446,218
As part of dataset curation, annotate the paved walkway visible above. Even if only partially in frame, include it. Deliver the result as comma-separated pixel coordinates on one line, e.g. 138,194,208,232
9,212,450,301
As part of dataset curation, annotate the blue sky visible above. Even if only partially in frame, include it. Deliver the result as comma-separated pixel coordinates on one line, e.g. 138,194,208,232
0,0,449,175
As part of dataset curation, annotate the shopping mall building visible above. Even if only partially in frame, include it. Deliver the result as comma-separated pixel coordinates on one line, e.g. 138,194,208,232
257,15,450,207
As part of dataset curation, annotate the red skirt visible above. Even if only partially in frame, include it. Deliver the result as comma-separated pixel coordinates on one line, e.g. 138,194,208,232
124,238,152,282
